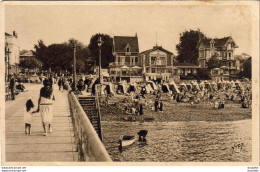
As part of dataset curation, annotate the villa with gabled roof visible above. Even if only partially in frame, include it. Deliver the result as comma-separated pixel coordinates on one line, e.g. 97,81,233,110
108,34,142,83
197,36,240,78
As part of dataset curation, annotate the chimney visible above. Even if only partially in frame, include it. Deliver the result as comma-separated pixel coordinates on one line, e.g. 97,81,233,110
135,32,137,37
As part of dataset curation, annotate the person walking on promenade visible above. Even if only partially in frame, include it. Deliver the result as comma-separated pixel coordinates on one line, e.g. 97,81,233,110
49,74,54,88
36,80,55,136
58,74,65,92
10,74,16,100
24,98,35,135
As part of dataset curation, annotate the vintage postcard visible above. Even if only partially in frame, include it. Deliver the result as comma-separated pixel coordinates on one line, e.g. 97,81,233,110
1,1,259,166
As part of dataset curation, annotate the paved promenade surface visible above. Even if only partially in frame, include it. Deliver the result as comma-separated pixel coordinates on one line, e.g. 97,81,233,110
5,83,78,162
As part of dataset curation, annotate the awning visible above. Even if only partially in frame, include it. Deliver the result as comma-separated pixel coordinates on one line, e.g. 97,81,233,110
121,66,129,69
132,66,142,69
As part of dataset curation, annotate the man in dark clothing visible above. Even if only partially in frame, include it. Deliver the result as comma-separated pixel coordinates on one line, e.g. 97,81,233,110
10,74,16,100
154,94,159,112
58,75,65,92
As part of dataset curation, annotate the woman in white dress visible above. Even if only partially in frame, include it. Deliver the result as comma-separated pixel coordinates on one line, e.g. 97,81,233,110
36,79,55,136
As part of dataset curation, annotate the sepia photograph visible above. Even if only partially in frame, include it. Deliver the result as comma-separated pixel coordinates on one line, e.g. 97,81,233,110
1,1,259,166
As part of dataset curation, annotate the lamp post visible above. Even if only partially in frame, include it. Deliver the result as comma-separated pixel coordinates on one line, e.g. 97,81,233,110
6,48,11,82
97,36,103,84
72,42,77,91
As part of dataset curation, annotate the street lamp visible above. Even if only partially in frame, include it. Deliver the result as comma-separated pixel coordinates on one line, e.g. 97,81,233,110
97,36,103,84
72,42,77,91
5,47,11,82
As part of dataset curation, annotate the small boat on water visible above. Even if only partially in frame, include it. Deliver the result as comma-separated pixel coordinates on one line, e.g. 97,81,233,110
118,135,136,152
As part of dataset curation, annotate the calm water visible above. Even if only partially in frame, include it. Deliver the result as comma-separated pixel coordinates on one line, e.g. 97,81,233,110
102,120,252,162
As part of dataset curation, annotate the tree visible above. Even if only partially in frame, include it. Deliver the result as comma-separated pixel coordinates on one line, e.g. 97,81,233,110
241,57,251,79
19,57,43,74
33,39,90,74
176,29,206,64
88,33,114,68
34,40,48,69
206,53,221,70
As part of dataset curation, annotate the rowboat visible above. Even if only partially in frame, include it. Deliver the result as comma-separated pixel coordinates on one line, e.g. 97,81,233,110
118,135,136,152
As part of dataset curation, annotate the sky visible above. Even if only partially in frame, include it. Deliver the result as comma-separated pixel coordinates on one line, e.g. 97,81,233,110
5,4,253,56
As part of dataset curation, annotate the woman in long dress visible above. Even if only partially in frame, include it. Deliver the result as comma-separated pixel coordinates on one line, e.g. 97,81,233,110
36,79,55,136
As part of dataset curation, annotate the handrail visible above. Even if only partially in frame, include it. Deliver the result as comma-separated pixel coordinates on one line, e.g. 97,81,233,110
65,82,112,162
95,84,103,141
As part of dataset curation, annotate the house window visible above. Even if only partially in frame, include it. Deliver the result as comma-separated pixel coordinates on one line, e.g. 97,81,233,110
151,56,156,65
152,68,156,73
126,48,130,52
125,56,130,64
135,57,138,63
227,43,231,50
229,52,231,58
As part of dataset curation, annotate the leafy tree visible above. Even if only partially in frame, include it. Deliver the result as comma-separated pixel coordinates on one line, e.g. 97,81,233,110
19,57,42,74
33,39,90,74
88,33,114,68
176,29,206,64
206,54,222,70
241,57,251,79
34,40,48,69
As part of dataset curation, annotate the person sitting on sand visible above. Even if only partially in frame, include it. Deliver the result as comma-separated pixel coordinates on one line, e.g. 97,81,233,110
214,101,219,109
220,99,225,109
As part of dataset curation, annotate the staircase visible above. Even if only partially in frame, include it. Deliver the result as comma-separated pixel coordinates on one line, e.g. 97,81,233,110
78,96,102,141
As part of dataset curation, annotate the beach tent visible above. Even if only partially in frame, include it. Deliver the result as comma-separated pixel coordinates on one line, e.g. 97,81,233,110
102,82,116,95
210,81,218,90
117,82,128,94
203,81,212,91
217,81,224,89
147,81,158,90
191,81,200,90
199,81,206,90
235,80,243,88
168,80,180,93
162,83,170,93
100,84,107,95
186,83,192,91
230,80,236,88
128,82,138,93
178,82,188,92
145,84,153,93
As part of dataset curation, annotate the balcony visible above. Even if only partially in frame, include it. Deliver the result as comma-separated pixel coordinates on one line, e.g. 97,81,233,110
109,62,141,66
110,70,142,77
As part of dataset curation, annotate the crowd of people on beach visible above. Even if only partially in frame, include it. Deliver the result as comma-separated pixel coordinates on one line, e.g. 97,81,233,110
5,71,252,136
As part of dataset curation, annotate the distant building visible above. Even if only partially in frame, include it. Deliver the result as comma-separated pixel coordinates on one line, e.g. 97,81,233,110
20,50,35,61
139,46,174,82
197,36,240,78
173,62,200,77
109,34,142,83
5,31,20,80
20,50,39,74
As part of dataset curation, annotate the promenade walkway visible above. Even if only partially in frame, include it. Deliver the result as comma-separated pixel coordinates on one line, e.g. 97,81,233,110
5,83,78,162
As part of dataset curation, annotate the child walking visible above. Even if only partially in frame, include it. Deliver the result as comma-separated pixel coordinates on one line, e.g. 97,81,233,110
24,98,35,135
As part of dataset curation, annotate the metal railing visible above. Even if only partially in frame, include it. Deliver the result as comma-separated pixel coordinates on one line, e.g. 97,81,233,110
66,82,112,162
